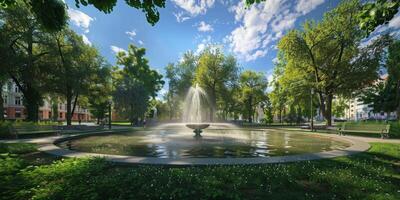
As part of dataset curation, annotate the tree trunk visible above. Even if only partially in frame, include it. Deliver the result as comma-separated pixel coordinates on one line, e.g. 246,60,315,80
248,97,253,123
325,94,333,126
71,94,79,122
66,92,72,125
24,84,40,122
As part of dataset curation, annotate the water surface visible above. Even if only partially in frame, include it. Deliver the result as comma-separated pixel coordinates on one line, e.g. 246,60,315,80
59,128,350,158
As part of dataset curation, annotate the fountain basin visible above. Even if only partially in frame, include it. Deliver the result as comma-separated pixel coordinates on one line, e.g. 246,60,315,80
185,124,210,136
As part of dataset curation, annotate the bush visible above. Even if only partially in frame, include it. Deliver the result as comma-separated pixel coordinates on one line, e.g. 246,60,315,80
0,121,60,137
0,143,37,155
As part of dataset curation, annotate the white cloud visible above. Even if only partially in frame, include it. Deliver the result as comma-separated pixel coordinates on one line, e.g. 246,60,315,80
138,40,144,45
172,0,215,16
196,36,212,54
110,45,127,54
226,0,325,61
197,21,213,32
125,30,136,40
296,0,325,15
173,12,190,23
67,9,94,33
81,34,91,46
388,14,400,29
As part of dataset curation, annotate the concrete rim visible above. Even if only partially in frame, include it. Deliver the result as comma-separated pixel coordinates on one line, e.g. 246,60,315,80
38,129,371,166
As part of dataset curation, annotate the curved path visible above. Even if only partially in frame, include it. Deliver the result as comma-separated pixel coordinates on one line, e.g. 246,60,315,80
1,129,376,166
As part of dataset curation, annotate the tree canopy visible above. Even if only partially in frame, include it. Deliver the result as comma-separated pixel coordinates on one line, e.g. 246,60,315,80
0,0,165,31
276,0,389,125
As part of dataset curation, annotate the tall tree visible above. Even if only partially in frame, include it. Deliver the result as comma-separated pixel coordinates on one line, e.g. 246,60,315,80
88,60,113,124
238,70,268,123
0,1,52,122
46,29,100,125
278,0,388,126
386,39,400,119
195,47,239,121
113,44,164,125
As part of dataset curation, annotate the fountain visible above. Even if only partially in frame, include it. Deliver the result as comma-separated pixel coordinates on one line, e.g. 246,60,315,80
182,83,210,136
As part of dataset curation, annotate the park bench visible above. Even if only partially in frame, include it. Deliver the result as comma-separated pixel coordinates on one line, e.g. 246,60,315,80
337,123,390,138
9,125,61,139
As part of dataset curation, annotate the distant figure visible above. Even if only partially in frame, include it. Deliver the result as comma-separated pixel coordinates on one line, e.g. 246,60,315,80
143,119,146,128
78,118,82,125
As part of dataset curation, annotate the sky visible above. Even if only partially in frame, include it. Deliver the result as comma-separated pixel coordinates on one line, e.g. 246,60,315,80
64,0,400,97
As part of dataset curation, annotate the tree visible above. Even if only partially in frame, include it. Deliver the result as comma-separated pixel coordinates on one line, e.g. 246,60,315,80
1,1,53,122
332,97,349,118
164,51,198,120
1,0,165,30
113,44,164,125
195,47,239,121
88,62,113,124
361,80,397,119
46,29,101,125
238,70,268,123
386,39,400,119
278,0,388,126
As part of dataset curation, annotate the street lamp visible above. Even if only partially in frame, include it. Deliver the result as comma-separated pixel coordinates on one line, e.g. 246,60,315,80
108,99,112,130
310,88,314,132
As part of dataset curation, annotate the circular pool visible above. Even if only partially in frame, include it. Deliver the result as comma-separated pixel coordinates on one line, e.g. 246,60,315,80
58,128,351,159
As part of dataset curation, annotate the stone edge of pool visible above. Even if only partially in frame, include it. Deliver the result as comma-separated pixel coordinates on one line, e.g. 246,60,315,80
37,129,371,166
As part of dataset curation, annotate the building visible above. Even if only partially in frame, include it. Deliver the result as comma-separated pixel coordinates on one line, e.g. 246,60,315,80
344,75,397,121
2,80,92,121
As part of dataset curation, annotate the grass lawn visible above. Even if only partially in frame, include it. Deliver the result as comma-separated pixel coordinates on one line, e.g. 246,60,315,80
0,142,399,200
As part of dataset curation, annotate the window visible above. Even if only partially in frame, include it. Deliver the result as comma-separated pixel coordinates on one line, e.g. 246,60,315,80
15,97,21,105
3,95,7,104
14,86,20,93
59,112,63,119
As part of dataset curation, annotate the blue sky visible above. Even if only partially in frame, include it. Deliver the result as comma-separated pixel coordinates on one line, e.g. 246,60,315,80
63,0,400,97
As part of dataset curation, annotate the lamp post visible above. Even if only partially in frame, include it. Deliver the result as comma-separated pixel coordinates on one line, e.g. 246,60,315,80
108,99,112,130
311,88,314,132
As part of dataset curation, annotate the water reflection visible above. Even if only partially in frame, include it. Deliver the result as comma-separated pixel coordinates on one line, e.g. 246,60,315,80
59,129,350,158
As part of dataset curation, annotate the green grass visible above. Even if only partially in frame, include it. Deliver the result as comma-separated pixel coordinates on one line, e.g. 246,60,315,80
0,142,399,199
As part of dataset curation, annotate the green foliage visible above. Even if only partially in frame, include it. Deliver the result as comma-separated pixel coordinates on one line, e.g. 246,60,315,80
361,38,400,119
113,44,164,124
277,0,389,125
332,97,349,118
238,70,268,123
0,143,399,199
0,121,59,137
0,1,53,121
1,0,165,30
0,143,37,154
195,47,239,121
0,0,68,32
358,0,400,34
44,29,106,125
74,0,166,25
